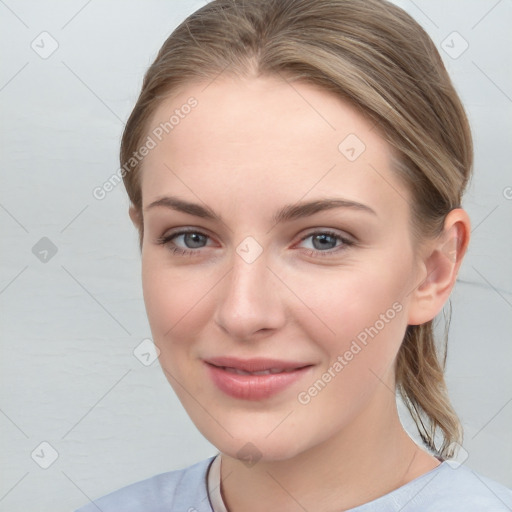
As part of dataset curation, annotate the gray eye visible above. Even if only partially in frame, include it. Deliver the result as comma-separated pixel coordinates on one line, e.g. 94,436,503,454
301,232,341,251
177,232,208,248
310,233,338,250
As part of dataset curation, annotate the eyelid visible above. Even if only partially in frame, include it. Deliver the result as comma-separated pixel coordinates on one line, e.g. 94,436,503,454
156,227,353,245
298,227,355,243
157,225,213,239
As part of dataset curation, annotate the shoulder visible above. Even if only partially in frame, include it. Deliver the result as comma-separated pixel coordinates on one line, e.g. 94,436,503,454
399,462,512,511
74,456,215,512
351,462,512,512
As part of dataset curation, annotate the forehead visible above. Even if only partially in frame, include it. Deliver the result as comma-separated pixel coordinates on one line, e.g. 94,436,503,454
140,75,411,222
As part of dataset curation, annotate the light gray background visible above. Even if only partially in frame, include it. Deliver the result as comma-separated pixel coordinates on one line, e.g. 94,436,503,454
1,1,511,511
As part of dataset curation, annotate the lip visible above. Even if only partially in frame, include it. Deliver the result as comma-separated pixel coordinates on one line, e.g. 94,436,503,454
204,357,313,401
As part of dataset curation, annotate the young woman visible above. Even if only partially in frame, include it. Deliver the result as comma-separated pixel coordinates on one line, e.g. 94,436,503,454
76,0,512,510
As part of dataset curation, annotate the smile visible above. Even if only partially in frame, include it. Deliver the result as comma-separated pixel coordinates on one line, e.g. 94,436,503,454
222,366,298,376
204,357,313,400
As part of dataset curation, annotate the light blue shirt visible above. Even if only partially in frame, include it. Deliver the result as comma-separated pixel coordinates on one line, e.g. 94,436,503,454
74,455,512,511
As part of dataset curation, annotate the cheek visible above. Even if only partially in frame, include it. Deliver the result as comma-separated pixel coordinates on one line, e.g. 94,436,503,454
295,284,408,423
290,265,409,348
289,263,410,406
141,259,211,351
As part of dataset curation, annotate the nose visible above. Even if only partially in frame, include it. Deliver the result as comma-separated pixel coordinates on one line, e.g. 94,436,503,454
214,249,286,341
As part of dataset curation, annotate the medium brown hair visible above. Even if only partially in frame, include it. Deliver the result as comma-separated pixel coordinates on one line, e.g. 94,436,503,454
120,0,472,458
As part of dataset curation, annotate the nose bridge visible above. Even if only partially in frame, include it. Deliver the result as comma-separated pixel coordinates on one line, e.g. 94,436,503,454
214,244,284,338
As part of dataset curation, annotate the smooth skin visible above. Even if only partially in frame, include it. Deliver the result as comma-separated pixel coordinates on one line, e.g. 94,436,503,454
130,73,470,511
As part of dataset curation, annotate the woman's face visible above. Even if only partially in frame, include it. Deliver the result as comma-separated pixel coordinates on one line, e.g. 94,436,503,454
138,75,425,461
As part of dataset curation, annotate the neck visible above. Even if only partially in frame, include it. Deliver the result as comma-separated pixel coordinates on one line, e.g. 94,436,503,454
219,385,440,512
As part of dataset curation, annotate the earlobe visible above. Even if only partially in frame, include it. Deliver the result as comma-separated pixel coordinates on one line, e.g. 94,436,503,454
407,208,471,326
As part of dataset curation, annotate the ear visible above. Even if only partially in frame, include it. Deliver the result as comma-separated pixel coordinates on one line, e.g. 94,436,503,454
129,204,142,229
407,208,471,326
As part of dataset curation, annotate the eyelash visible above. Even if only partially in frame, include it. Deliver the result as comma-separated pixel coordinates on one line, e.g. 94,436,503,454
155,228,354,259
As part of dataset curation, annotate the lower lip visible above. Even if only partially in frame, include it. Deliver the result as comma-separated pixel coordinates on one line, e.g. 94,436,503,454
205,363,311,401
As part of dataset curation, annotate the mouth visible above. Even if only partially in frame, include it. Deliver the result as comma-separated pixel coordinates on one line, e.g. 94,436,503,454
220,366,299,376
204,357,314,400
206,356,312,373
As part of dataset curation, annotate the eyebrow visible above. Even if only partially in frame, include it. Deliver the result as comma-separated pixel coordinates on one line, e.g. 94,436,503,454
144,195,377,224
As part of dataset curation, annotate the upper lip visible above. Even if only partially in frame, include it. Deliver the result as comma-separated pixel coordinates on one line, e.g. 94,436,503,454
205,356,312,373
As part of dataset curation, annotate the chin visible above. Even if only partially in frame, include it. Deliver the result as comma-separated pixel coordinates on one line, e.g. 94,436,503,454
222,436,306,463
192,415,311,463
